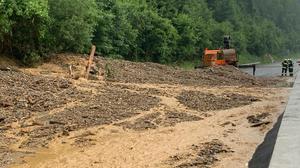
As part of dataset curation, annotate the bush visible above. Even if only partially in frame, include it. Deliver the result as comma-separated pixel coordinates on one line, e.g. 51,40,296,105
22,52,41,66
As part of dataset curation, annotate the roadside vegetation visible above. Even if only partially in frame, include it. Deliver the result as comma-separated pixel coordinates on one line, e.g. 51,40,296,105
1,0,300,66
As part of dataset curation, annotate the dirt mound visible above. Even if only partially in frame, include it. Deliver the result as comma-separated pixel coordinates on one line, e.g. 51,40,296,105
44,54,274,87
177,91,260,112
169,140,233,168
97,58,266,86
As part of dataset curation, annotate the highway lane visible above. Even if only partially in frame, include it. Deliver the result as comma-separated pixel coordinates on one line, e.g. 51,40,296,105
240,61,299,77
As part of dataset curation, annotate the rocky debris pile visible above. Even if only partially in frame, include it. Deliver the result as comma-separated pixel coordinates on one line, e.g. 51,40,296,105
247,113,270,124
70,131,97,148
117,111,203,131
0,71,84,123
46,54,282,87
0,70,160,149
0,147,29,168
170,140,233,168
0,70,89,151
19,88,160,148
247,112,271,127
96,58,265,86
177,91,260,112
117,113,161,131
111,83,174,97
0,68,262,150
45,88,160,127
162,112,203,127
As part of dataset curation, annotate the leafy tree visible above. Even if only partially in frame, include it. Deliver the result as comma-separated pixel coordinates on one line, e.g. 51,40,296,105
48,0,99,53
172,14,197,61
133,9,179,63
0,0,49,64
1,0,300,65
93,0,138,59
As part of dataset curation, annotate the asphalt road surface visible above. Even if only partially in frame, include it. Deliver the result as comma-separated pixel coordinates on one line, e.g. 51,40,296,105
240,62,299,77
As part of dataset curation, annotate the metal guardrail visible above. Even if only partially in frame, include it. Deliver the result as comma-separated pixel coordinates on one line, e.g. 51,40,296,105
238,62,260,76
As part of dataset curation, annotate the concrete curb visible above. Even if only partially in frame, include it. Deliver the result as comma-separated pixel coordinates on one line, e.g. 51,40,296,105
269,72,300,168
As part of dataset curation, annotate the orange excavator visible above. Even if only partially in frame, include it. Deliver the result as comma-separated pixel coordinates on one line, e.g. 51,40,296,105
201,36,238,67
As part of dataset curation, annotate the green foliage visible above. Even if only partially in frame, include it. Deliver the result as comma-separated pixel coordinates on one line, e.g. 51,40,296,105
173,14,197,62
1,0,300,65
93,0,138,60
22,52,41,66
0,0,49,63
94,0,180,64
132,9,179,63
48,0,99,53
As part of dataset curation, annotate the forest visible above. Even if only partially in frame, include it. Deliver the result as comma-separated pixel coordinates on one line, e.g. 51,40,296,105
1,0,300,65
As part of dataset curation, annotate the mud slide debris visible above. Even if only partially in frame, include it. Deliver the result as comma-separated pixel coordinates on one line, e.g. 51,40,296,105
0,54,289,168
169,140,234,168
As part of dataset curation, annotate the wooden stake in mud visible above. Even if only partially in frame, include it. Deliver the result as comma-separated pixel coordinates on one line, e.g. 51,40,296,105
85,45,96,79
68,65,73,77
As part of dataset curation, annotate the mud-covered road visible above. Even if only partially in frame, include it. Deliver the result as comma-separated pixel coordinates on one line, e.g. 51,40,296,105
0,54,291,168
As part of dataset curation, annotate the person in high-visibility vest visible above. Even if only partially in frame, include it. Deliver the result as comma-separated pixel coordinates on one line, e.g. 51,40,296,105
288,59,294,77
282,59,288,76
